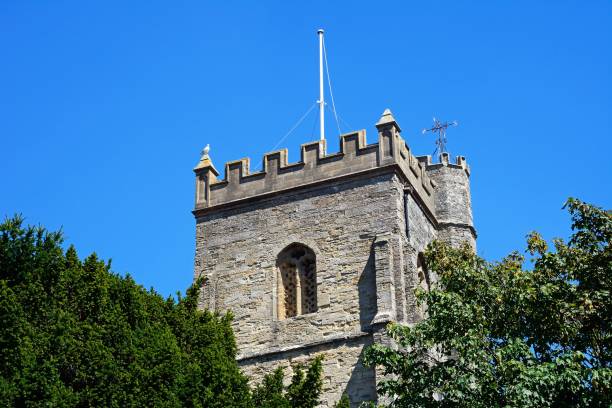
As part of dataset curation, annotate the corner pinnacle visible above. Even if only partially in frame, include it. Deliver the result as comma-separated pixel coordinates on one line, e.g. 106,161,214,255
375,108,401,131
194,143,219,175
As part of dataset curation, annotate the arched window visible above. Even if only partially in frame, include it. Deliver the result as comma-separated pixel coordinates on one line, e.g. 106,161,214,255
417,253,430,292
277,243,317,319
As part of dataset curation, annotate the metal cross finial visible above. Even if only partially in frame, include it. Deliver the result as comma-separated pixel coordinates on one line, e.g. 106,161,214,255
422,117,458,158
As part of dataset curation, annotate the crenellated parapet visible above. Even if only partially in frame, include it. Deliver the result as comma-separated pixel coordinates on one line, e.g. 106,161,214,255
417,152,471,176
193,109,438,216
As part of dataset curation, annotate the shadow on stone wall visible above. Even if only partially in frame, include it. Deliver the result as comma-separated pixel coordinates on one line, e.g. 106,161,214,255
342,346,377,407
358,244,377,332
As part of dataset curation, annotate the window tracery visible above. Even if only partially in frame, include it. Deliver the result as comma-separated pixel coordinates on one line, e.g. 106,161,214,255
277,243,317,319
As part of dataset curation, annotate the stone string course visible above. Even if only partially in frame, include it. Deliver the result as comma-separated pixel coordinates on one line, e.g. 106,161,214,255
192,110,476,407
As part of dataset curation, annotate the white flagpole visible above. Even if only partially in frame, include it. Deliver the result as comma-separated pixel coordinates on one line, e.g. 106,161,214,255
317,29,325,141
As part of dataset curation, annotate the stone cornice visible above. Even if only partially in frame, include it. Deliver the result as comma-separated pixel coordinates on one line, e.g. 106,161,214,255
236,331,371,363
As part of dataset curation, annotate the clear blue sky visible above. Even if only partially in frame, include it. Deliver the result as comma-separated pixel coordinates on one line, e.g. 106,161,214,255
1,1,610,298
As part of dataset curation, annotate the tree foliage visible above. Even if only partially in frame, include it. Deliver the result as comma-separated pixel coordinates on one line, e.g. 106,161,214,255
364,199,611,407
333,394,350,408
252,355,324,408
0,216,326,407
0,215,253,407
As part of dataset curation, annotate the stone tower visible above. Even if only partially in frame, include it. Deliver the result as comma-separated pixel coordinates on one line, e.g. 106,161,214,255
192,109,475,407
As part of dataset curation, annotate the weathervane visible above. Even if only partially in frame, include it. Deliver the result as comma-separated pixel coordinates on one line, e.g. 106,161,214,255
422,117,458,158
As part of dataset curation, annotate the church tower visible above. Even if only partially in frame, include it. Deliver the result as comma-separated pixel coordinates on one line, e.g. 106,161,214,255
192,109,475,407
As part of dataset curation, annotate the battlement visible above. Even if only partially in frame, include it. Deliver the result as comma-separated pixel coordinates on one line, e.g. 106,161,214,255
418,152,470,176
193,110,442,216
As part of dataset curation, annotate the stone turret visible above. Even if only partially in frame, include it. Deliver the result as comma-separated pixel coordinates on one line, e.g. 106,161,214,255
424,152,476,248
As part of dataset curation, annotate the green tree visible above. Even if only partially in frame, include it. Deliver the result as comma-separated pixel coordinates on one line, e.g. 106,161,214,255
333,394,350,408
252,355,324,408
364,199,611,407
0,215,251,407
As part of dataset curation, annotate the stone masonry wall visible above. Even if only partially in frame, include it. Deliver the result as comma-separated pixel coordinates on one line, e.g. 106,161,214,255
404,193,438,253
401,193,438,323
194,174,401,356
194,173,415,406
239,335,376,407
